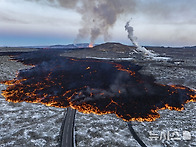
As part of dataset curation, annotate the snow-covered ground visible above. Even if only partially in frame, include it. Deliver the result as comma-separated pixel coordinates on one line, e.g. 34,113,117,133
74,104,196,147
85,56,134,61
0,56,65,147
75,112,140,147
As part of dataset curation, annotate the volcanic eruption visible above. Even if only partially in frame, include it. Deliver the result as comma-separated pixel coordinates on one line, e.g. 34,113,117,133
88,43,94,48
1,50,195,122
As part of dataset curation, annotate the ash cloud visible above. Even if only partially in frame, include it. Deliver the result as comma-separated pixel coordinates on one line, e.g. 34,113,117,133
24,0,196,44
25,0,137,44
74,0,136,45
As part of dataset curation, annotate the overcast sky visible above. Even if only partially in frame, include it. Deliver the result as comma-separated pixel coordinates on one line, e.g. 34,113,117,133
0,0,196,46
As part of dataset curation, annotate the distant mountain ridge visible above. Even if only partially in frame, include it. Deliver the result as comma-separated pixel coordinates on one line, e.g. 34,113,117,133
2,43,195,49
13,43,90,49
49,43,90,49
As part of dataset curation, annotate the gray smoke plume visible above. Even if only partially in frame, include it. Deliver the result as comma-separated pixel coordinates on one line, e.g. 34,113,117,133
125,21,157,57
125,20,138,47
25,0,196,45
74,0,137,45
27,0,137,45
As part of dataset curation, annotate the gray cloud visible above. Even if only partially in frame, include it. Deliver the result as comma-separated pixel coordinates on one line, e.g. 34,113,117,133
0,12,28,24
26,0,137,44
137,0,196,23
25,0,196,44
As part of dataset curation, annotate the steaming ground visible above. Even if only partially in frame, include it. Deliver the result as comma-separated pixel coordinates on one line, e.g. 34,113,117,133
0,45,196,147
0,56,65,146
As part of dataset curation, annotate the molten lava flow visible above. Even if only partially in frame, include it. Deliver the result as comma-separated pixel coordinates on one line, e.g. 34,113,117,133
68,84,196,122
88,43,93,48
1,51,196,122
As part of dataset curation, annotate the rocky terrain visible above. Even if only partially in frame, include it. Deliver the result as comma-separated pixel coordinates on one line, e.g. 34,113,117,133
0,43,195,147
63,43,196,147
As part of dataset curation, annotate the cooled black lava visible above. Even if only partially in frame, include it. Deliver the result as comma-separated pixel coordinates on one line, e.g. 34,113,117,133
1,50,195,121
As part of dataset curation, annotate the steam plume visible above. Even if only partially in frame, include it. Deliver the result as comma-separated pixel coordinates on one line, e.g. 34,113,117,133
125,21,157,57
74,0,136,45
25,0,196,45
27,0,137,45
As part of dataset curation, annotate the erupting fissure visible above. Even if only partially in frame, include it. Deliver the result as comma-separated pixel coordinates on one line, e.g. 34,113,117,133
88,43,94,48
1,51,195,122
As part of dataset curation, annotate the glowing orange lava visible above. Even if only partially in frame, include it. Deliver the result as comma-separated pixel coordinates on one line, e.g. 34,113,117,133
1,56,196,122
88,43,93,48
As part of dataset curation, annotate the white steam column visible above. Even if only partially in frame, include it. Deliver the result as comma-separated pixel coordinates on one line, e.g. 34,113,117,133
125,21,157,57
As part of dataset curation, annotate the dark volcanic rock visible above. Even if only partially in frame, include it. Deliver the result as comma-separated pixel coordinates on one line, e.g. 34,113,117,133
93,42,136,52
61,42,139,60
